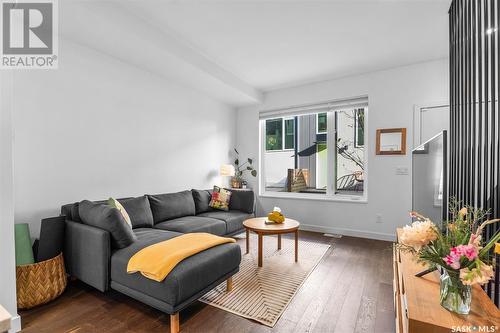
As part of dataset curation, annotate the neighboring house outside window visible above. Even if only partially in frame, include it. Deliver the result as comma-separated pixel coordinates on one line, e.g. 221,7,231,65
265,118,283,151
265,118,295,151
260,98,368,200
317,113,327,133
284,118,295,150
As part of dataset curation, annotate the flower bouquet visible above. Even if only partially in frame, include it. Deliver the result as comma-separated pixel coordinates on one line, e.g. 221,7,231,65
399,201,500,314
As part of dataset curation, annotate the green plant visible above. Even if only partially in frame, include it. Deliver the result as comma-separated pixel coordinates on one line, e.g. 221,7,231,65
233,148,257,180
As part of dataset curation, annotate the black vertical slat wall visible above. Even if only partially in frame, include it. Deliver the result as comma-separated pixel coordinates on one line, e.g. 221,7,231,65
449,0,499,306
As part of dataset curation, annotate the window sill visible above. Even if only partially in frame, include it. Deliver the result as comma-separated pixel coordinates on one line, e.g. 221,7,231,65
259,191,368,203
265,149,295,153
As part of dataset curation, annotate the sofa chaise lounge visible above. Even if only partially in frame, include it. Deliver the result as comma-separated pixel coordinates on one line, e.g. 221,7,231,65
62,189,255,333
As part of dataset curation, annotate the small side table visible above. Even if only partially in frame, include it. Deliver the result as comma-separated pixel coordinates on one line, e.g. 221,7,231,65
0,304,11,333
243,217,300,267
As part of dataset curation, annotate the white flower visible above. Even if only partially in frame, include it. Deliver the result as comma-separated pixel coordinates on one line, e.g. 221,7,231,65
400,220,438,251
460,262,494,286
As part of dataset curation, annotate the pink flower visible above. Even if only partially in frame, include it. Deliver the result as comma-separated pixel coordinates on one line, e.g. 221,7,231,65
461,245,478,260
443,244,478,269
468,233,482,249
444,248,462,269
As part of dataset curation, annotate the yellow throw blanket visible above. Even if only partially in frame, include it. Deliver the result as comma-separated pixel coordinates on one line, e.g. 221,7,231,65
127,233,236,282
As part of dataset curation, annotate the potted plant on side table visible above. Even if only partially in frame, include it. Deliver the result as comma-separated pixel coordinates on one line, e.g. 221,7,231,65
231,148,257,189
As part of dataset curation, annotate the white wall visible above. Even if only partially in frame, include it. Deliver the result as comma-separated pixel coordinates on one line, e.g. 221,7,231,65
12,40,236,237
0,72,21,332
237,59,449,241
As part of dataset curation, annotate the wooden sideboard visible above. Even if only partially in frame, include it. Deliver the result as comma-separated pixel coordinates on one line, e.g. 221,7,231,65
393,228,500,333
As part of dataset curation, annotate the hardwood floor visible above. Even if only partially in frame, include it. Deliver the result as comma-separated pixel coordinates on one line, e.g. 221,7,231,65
19,232,395,333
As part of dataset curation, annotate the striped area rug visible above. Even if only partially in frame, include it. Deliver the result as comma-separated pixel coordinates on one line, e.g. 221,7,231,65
199,233,331,327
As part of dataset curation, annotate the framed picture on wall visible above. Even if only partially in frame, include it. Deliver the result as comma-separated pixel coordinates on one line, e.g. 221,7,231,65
376,128,407,155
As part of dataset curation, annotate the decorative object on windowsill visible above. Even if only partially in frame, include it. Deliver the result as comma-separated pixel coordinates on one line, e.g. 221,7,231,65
231,148,257,189
266,207,285,224
376,128,406,155
397,199,500,314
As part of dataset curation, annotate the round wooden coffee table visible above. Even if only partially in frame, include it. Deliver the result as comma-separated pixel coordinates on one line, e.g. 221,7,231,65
243,217,300,267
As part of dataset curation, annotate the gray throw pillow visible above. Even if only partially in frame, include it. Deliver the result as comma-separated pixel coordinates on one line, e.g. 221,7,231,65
79,200,136,249
147,190,196,223
119,196,154,228
229,189,255,214
191,189,213,214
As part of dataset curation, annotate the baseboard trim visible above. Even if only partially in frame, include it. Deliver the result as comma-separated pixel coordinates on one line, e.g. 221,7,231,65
10,314,21,332
299,224,396,242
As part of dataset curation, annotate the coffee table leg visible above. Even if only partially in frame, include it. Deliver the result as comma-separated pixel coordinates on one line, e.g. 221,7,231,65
246,229,249,254
277,234,281,250
294,230,298,262
258,233,263,267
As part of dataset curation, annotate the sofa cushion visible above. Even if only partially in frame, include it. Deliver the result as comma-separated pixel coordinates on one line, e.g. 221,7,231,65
119,196,154,229
61,197,134,223
229,190,255,214
111,228,241,306
154,216,226,236
191,189,213,214
108,198,132,228
209,186,232,211
79,200,136,249
148,191,196,223
197,210,252,234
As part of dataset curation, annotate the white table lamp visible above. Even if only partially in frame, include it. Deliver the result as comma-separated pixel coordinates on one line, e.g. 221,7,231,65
220,164,235,177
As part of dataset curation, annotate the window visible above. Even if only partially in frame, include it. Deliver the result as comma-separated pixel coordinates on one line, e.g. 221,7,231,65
260,98,367,200
265,118,295,151
336,109,366,195
354,109,365,147
284,118,295,149
265,118,282,151
317,113,327,133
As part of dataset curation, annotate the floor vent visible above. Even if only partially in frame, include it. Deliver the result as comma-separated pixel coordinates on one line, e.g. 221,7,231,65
323,233,342,238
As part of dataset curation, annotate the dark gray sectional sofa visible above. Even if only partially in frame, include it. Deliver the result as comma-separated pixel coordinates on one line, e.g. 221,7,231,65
62,189,254,333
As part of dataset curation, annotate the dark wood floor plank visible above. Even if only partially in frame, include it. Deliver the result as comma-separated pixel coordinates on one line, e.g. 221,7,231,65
352,239,389,333
315,241,372,333
290,240,358,333
19,232,395,333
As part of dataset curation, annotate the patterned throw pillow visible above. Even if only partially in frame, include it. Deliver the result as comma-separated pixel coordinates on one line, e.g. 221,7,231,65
209,186,232,211
108,197,132,229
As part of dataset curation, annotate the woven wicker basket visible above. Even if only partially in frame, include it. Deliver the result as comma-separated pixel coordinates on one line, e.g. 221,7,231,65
16,253,67,309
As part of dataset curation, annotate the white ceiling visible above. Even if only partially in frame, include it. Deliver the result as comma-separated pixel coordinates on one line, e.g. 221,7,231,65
64,0,451,106
126,0,451,91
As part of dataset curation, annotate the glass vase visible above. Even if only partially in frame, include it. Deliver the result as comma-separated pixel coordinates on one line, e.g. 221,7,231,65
439,269,472,314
